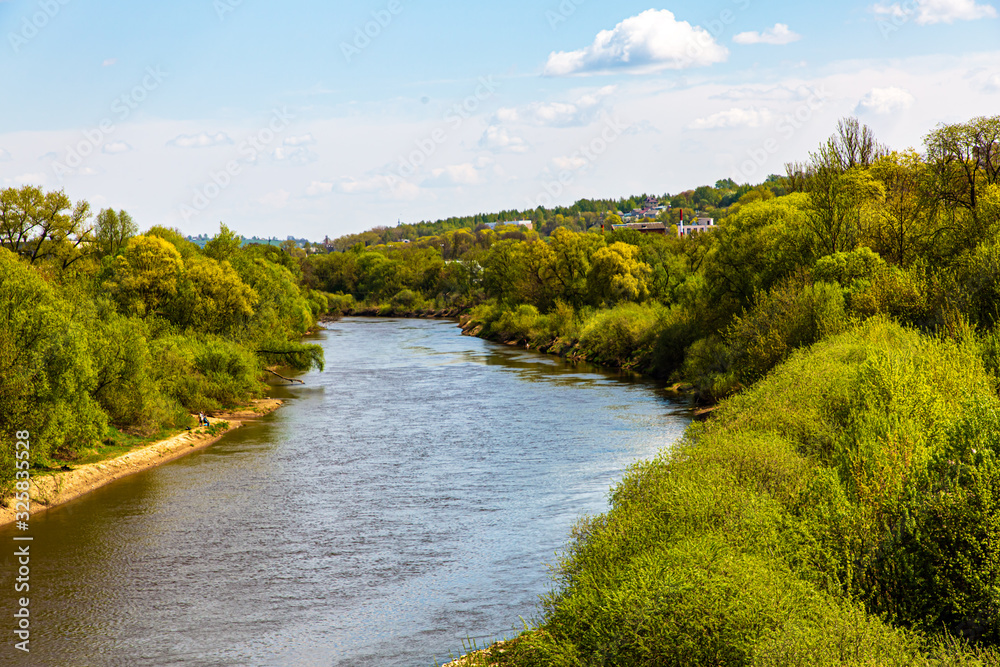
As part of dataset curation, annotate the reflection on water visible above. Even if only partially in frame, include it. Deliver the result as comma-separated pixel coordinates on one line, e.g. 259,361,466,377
0,318,689,667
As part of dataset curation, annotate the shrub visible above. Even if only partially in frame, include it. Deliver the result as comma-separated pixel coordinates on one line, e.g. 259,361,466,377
577,302,664,370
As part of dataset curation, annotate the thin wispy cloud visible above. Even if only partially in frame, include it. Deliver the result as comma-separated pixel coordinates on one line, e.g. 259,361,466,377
871,0,998,24
492,87,616,128
166,132,233,149
733,24,802,45
689,107,774,129
543,9,728,76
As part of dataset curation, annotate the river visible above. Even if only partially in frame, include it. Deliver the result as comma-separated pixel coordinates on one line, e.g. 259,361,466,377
0,318,689,667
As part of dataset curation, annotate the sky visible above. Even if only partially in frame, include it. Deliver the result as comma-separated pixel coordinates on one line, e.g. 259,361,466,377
0,0,998,241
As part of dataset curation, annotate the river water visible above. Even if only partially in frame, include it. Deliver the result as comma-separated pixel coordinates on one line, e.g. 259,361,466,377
0,318,689,667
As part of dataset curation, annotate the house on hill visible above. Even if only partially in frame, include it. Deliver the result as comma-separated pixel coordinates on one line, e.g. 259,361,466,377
677,218,716,238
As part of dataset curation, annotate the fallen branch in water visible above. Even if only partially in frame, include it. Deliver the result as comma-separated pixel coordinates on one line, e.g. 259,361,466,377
266,369,305,385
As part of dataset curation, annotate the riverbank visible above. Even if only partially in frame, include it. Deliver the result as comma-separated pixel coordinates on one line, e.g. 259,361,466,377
0,398,284,528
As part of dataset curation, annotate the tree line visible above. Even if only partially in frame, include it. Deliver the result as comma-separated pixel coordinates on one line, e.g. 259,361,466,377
0,203,325,489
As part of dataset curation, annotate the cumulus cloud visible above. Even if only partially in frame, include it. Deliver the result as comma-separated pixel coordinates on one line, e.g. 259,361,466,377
985,73,1000,92
479,126,528,153
733,23,802,45
543,9,728,76
0,148,11,162
166,132,233,148
871,0,997,24
102,141,132,154
689,107,774,129
856,87,916,114
305,181,334,197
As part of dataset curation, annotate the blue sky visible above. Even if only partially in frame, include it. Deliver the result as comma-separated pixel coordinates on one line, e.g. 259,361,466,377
1,0,998,240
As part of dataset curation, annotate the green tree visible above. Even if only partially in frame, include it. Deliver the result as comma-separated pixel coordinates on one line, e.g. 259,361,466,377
104,235,185,317
0,185,93,269
587,242,652,305
925,115,1000,247
0,249,106,473
203,223,243,262
94,208,138,257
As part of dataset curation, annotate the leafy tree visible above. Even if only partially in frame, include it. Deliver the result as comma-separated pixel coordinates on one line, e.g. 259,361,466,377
173,255,259,336
0,185,93,269
869,151,941,265
704,195,813,321
203,223,243,262
925,115,1000,247
0,249,106,472
587,242,652,305
94,208,138,257
806,168,885,255
104,235,185,317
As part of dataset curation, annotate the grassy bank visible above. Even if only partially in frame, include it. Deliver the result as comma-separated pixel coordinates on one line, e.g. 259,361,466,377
451,318,1000,665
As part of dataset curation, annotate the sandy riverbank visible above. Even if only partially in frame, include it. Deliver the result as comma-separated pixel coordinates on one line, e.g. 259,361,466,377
0,398,284,528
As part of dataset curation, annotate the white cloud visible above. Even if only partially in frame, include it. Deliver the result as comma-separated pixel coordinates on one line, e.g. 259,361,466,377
273,145,318,164
493,86,616,128
689,107,774,129
553,155,590,171
856,86,916,113
872,0,997,24
283,134,317,147
102,141,132,154
305,181,334,197
102,58,117,67
166,132,233,148
336,174,420,199
479,125,529,153
543,9,728,76
0,148,10,162
985,73,1000,92
425,163,484,187
733,23,802,45
258,190,290,208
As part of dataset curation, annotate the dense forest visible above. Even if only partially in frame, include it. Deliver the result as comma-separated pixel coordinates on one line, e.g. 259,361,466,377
5,112,1000,663
0,205,325,492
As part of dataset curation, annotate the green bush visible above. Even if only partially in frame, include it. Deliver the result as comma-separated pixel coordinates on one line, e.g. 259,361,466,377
577,302,664,369
153,335,263,412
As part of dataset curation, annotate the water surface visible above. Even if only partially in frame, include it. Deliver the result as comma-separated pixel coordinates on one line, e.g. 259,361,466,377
0,318,688,666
